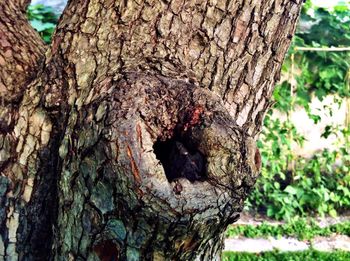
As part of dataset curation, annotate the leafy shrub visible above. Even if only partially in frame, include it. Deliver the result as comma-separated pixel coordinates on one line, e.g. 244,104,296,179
246,2,350,220
247,122,350,220
27,4,59,43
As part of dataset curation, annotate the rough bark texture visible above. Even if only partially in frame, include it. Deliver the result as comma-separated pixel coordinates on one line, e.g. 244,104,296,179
0,0,303,260
0,2,46,259
0,1,45,102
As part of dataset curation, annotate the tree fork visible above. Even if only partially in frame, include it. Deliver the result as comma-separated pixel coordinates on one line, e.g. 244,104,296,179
0,0,303,260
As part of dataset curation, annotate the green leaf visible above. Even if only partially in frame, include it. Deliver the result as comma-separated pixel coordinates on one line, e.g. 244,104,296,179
285,186,298,195
329,209,337,218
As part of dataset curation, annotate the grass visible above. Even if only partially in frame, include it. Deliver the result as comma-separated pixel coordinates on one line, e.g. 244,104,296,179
223,250,350,261
226,219,350,240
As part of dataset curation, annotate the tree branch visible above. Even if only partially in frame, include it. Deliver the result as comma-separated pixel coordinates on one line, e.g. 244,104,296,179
0,1,46,104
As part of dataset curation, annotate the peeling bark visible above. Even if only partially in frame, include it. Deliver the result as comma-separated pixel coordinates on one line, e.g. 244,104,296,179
0,0,303,260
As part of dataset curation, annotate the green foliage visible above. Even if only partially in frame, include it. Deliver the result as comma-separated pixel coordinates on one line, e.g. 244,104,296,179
223,250,350,261
246,3,350,220
27,4,59,43
247,124,350,220
276,3,350,113
292,5,350,101
226,219,350,241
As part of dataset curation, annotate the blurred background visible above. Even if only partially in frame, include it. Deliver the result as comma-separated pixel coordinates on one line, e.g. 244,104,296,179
27,0,350,260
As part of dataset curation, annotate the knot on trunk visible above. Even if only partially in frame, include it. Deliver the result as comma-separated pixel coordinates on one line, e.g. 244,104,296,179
57,72,261,260
102,72,260,218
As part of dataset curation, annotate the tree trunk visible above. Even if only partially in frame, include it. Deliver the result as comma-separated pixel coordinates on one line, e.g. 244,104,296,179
1,0,303,260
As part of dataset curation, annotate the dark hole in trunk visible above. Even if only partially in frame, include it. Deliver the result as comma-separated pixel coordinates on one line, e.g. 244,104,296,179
153,136,207,183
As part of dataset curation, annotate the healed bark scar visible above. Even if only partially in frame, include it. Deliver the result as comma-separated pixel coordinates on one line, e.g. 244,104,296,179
136,123,143,149
126,144,141,183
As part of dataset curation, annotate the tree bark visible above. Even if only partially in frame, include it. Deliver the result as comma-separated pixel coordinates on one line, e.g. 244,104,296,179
0,0,303,260
0,2,46,259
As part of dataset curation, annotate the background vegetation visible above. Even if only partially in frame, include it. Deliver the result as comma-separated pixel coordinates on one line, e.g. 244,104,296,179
245,2,350,221
27,4,58,43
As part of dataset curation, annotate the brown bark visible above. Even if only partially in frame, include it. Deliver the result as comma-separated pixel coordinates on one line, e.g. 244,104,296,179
0,0,303,260
0,3,46,259
0,1,45,102
0,0,45,146
14,0,32,13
